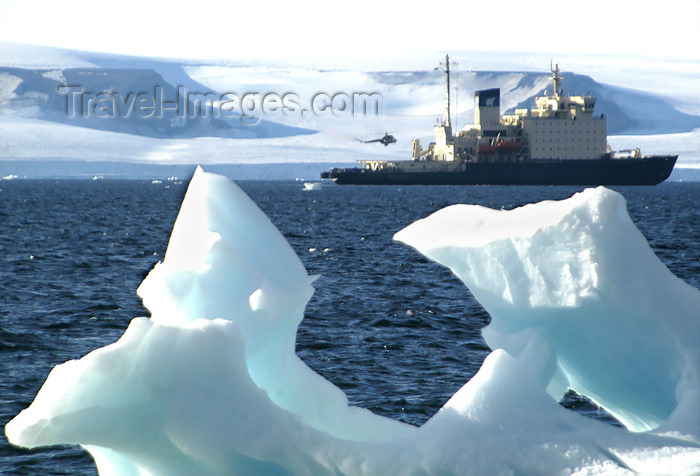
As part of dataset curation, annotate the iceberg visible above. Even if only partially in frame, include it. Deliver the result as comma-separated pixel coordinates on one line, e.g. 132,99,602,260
395,187,700,434
6,168,700,475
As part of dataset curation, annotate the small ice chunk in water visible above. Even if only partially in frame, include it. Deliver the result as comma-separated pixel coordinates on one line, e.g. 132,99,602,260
303,182,322,191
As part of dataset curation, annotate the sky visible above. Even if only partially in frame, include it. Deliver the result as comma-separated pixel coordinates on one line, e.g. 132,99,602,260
1,0,699,69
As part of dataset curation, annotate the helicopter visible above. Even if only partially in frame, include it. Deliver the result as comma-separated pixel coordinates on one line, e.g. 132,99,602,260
356,132,397,146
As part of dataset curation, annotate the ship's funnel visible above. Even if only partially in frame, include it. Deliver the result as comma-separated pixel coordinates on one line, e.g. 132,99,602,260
475,88,500,129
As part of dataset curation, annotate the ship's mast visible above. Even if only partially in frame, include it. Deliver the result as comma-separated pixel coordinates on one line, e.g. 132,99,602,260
551,61,562,96
445,54,451,128
436,54,452,128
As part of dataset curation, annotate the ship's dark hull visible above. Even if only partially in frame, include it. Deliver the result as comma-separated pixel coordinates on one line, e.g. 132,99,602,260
321,156,678,186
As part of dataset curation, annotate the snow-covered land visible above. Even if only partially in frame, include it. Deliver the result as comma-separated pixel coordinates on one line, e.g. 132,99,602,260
6,168,700,475
0,66,310,138
1,43,699,179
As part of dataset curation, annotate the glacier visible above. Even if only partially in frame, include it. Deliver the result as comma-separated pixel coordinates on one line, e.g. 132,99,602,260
6,168,700,475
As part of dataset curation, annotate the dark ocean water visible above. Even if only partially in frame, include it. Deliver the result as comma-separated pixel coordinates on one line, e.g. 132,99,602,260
1,180,698,475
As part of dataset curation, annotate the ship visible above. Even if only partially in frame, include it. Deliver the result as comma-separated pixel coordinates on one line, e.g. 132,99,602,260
321,56,677,185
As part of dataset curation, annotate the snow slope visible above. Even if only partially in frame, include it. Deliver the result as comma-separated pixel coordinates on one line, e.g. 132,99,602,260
0,66,310,138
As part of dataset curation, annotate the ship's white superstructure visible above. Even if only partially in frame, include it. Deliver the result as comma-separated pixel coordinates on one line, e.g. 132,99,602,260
408,62,609,165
